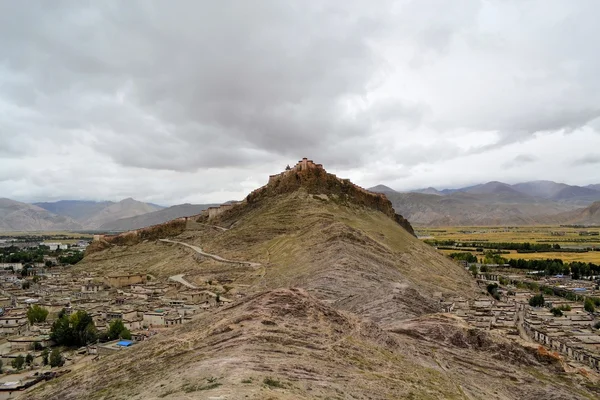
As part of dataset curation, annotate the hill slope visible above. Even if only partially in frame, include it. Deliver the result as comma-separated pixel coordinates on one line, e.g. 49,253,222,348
0,198,82,231
24,160,600,399
553,201,600,225
26,289,594,400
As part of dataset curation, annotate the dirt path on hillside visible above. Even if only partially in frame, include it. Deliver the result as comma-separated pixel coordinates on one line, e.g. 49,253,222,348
159,239,261,267
168,273,198,289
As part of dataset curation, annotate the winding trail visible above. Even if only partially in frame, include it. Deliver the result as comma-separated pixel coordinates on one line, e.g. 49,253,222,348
168,273,198,289
160,239,261,267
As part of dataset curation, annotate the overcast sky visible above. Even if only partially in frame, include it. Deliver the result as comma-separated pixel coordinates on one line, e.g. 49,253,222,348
2,1,600,205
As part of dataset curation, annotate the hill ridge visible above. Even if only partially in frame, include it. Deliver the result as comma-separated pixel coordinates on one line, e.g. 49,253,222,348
90,158,415,250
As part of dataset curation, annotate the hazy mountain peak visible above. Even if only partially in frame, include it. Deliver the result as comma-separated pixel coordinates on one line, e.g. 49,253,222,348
368,184,397,193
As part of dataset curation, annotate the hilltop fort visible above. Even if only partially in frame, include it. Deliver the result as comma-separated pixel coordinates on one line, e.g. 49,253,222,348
88,158,414,253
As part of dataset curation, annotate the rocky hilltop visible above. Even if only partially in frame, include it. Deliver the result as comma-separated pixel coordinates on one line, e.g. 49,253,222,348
227,158,414,236
89,158,415,251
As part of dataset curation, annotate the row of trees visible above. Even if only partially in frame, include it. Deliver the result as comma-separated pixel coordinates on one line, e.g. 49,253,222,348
57,252,84,265
448,252,478,263
50,309,132,346
426,240,563,252
6,349,63,371
0,247,46,263
51,310,98,346
0,245,84,265
507,258,600,277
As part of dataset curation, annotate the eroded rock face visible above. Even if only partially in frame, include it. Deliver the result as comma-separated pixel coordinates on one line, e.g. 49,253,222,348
394,213,416,237
247,160,416,235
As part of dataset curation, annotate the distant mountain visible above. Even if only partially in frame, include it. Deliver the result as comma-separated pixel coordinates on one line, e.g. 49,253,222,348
511,180,569,199
0,198,82,232
35,198,164,229
551,185,600,202
34,200,114,220
409,180,600,203
386,191,573,226
81,198,163,228
98,203,218,231
551,201,600,225
459,181,515,195
411,187,443,196
367,184,397,194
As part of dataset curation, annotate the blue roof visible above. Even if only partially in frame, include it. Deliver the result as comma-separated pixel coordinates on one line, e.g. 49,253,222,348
116,340,133,347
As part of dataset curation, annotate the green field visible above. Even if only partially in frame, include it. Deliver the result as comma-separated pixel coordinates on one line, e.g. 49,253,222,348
417,225,600,264
0,231,93,244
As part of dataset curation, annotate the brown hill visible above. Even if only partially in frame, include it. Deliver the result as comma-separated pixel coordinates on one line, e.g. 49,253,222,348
0,198,82,232
80,198,163,228
552,201,600,225
24,160,600,399
387,192,574,226
27,289,598,400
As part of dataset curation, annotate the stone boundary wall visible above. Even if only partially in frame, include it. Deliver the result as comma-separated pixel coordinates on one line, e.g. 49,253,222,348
523,318,600,371
93,216,191,242
206,202,244,220
106,273,147,288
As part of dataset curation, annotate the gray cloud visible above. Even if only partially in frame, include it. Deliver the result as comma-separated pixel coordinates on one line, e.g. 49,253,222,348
502,154,538,168
1,1,408,172
573,154,600,166
1,1,600,203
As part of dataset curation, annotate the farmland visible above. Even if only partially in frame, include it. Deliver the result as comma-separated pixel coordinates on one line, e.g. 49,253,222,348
416,225,600,264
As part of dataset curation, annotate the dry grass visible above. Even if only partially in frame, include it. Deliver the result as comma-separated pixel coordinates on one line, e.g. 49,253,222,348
422,225,600,263
417,225,600,245
24,192,600,400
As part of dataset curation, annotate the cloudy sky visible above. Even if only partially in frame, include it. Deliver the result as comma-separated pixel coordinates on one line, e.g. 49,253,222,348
1,0,600,205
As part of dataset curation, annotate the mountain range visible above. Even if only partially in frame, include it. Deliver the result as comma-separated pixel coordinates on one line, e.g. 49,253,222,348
0,198,163,232
369,180,600,226
2,180,600,232
27,162,599,399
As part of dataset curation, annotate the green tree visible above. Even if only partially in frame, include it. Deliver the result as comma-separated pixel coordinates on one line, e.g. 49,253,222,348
0,359,3,373
120,328,132,340
27,305,49,324
51,310,97,346
107,319,125,340
12,355,24,370
469,265,478,277
49,348,64,368
550,308,563,317
22,280,31,290
41,349,49,366
25,353,34,366
107,319,132,340
529,294,545,307
584,298,595,313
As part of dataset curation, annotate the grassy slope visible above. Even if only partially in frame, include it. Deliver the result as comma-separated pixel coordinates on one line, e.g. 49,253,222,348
25,289,599,400
28,191,600,399
78,191,478,322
